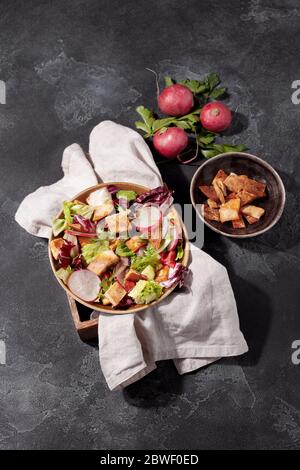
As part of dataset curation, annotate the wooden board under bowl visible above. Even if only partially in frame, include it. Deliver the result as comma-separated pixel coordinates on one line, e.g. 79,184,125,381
49,181,190,335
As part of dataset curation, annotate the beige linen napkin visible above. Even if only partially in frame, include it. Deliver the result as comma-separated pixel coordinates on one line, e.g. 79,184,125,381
15,121,248,390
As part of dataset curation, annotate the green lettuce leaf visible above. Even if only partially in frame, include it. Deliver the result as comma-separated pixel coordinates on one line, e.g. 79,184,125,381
52,218,67,236
131,246,160,272
129,280,162,304
176,243,184,261
115,242,134,257
56,265,72,284
81,239,110,264
116,190,137,202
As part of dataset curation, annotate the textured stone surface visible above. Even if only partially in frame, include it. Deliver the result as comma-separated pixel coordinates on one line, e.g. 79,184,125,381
0,0,300,450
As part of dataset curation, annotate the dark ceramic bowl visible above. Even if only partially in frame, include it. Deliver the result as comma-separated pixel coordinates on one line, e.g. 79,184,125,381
190,152,286,238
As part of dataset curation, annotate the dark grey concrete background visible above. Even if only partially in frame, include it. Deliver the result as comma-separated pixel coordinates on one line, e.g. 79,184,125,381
0,0,299,450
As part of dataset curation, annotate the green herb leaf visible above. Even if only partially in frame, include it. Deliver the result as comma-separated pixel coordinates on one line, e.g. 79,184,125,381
164,76,174,87
209,87,227,99
135,106,155,136
152,117,178,132
205,73,220,91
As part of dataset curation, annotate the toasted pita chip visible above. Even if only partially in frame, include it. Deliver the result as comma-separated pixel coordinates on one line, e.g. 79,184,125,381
237,189,258,206
232,216,246,229
241,205,265,220
224,174,248,193
213,180,226,204
203,204,220,222
199,185,219,202
207,198,219,209
212,169,228,201
244,215,259,225
219,207,240,223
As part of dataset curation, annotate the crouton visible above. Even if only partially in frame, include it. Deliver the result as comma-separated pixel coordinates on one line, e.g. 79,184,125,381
125,236,147,253
104,282,127,307
149,222,162,250
109,239,121,251
106,211,131,234
93,201,114,221
155,266,169,283
125,269,147,282
241,205,265,220
87,250,119,275
203,205,220,222
50,238,64,260
78,237,95,247
199,185,219,202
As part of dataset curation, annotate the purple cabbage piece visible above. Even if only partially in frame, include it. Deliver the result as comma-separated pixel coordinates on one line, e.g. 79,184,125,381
136,184,173,206
58,240,75,268
160,263,189,288
72,254,84,271
72,215,96,233
106,184,119,194
118,295,135,308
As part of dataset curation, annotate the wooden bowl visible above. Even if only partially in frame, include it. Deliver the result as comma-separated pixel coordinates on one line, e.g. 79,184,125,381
190,152,286,238
49,182,190,314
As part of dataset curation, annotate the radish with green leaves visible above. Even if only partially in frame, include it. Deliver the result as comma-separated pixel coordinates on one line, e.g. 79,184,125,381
153,127,189,159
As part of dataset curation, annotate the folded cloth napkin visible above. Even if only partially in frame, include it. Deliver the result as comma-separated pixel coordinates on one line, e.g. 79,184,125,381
15,121,248,390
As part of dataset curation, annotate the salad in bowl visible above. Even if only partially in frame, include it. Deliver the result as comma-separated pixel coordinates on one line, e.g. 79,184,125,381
49,182,189,313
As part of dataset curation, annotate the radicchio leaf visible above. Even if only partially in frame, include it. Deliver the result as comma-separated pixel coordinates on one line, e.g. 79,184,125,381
72,215,96,233
160,263,189,288
72,254,85,271
136,184,173,206
106,184,119,194
58,240,75,268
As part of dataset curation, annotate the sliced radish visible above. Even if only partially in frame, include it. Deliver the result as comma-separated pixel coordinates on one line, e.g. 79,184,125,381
65,230,97,238
135,206,162,235
67,270,100,302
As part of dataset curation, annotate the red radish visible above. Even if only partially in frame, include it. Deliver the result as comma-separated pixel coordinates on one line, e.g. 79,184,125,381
65,230,97,238
158,84,193,116
200,101,232,132
67,270,100,302
135,205,162,233
161,250,176,267
153,127,188,159
124,280,136,292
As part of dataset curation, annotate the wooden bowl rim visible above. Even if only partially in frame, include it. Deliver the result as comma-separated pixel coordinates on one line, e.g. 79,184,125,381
49,181,190,314
190,152,286,239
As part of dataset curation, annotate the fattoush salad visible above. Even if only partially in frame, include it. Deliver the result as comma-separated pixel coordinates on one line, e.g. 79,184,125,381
50,184,189,309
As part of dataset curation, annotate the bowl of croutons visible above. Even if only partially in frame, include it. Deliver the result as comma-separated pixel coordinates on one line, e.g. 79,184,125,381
190,152,285,238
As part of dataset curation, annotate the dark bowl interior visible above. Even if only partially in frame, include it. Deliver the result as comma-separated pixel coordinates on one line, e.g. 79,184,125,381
190,152,285,238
